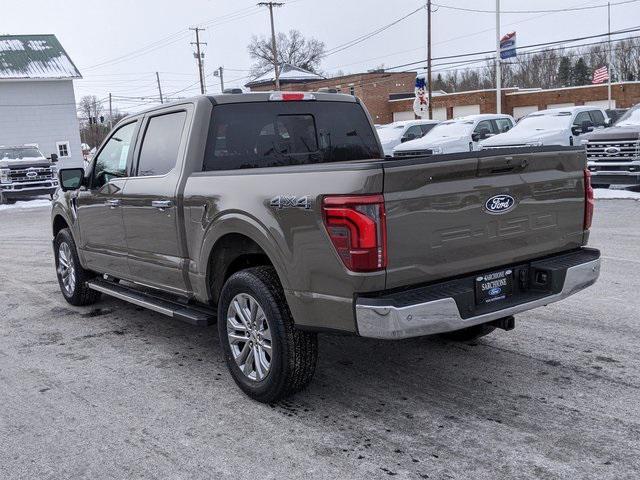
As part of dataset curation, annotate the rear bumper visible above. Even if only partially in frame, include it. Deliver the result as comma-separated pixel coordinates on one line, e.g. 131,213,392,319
355,248,600,339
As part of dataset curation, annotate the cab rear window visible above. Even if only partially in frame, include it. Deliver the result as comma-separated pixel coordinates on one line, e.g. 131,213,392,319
203,102,380,171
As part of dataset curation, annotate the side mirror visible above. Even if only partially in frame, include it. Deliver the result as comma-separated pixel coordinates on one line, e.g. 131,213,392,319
401,133,417,143
581,120,594,133
501,125,511,133
604,118,612,127
50,153,59,163
58,168,85,191
471,132,481,142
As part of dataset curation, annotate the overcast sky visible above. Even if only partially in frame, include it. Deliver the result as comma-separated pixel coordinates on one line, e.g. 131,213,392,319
4,0,639,113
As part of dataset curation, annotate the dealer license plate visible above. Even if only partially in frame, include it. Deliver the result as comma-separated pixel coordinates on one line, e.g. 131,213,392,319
475,268,513,305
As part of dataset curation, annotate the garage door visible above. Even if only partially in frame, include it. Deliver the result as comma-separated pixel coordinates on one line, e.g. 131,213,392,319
453,105,480,118
585,99,616,108
547,102,574,109
432,107,447,121
393,111,415,122
513,105,538,120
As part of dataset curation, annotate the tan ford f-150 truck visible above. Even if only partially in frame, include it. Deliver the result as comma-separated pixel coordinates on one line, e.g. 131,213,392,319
51,92,600,402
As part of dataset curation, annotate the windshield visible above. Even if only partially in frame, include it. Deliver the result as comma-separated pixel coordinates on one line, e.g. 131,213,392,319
377,124,405,142
515,113,572,131
0,147,44,160
427,120,475,138
615,105,640,126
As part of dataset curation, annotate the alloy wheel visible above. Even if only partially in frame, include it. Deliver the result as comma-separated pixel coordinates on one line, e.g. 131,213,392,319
227,293,272,381
57,242,76,295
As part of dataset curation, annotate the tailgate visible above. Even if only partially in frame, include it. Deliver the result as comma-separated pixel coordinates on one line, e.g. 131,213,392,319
383,147,587,289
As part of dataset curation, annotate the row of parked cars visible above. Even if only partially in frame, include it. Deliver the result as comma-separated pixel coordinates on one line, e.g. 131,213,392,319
377,103,640,187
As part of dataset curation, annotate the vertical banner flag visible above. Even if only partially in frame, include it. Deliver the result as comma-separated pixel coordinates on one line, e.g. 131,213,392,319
414,75,428,118
500,32,517,60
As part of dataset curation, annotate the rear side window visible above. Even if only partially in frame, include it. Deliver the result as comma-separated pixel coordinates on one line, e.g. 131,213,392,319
203,102,380,171
137,111,187,177
589,110,606,126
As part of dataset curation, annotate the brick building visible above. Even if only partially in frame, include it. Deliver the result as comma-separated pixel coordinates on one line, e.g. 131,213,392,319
247,65,640,124
247,68,416,124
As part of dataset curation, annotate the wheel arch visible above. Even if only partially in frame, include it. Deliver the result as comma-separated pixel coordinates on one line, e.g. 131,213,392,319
199,214,292,305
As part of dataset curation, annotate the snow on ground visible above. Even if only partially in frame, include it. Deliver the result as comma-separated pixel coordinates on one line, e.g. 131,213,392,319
0,198,51,211
594,188,640,201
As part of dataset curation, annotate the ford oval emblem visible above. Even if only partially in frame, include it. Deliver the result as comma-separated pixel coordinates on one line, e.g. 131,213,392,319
485,194,516,214
604,146,620,155
489,287,502,296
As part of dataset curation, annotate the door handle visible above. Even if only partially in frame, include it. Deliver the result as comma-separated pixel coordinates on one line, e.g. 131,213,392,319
105,199,121,208
152,200,173,210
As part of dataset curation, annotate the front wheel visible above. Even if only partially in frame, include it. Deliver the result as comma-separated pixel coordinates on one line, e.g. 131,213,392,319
54,228,101,306
218,266,318,403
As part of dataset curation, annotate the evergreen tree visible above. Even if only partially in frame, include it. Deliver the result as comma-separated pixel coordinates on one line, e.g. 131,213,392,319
557,56,572,87
571,58,591,86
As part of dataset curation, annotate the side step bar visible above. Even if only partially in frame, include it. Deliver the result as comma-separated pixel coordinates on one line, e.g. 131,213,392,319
86,279,216,326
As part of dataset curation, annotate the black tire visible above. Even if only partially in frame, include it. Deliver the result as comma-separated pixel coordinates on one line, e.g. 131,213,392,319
0,192,15,205
217,266,318,403
592,184,610,189
54,228,101,306
443,323,496,342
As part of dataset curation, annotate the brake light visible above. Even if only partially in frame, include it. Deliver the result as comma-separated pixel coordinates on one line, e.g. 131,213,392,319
584,168,594,230
269,92,316,101
322,195,387,272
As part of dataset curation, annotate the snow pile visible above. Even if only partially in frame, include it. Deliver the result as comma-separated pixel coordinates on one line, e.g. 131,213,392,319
594,188,640,201
0,198,51,211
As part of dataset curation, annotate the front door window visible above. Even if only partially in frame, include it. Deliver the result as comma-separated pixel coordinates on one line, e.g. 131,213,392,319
92,122,137,188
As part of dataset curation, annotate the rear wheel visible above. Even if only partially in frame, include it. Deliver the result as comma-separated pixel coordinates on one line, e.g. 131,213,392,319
54,228,101,306
218,266,318,403
443,323,496,342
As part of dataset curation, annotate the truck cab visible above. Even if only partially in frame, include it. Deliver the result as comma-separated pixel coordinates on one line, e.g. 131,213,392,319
392,114,515,157
0,145,59,204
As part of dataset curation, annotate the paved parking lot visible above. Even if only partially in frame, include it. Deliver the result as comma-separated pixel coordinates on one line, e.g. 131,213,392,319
1,200,639,480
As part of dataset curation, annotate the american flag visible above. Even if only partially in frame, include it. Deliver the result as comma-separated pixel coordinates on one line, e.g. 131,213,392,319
592,66,609,84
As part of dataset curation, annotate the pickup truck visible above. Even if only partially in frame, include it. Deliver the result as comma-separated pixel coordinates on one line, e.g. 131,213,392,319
0,145,59,204
52,92,600,402
480,106,609,149
376,119,439,157
393,114,515,157
583,103,640,188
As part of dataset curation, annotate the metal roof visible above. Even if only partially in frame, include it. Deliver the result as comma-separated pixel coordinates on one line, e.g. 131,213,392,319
0,34,81,80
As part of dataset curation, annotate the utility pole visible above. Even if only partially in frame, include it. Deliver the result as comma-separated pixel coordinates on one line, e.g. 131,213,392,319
190,27,207,94
607,1,613,109
258,2,284,90
495,0,502,114
427,0,433,120
214,66,225,92
156,72,164,103
108,93,113,129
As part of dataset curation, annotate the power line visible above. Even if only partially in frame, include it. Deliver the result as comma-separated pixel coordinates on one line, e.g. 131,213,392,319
432,0,640,14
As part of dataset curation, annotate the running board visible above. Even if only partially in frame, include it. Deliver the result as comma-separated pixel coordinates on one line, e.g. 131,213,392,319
86,279,215,326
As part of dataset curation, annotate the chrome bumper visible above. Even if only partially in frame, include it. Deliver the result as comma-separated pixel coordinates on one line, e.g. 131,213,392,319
356,257,601,340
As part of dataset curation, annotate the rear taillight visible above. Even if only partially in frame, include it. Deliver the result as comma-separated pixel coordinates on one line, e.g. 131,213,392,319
584,168,594,230
322,195,387,272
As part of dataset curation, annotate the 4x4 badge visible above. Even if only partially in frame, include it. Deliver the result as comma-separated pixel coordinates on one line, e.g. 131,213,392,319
270,195,312,210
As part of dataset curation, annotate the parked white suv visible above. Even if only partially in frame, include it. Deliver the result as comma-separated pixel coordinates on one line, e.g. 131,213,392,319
377,119,440,157
393,114,514,157
480,106,609,149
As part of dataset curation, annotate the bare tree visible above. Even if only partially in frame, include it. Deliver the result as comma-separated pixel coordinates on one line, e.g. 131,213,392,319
248,29,325,77
77,95,109,149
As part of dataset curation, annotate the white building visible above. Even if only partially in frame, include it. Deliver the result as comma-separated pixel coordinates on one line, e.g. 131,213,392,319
0,34,83,167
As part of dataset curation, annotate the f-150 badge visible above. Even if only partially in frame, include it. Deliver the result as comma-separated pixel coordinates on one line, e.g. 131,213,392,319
270,195,312,210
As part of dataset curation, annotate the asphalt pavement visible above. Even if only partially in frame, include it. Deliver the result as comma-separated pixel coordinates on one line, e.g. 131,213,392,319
0,199,638,480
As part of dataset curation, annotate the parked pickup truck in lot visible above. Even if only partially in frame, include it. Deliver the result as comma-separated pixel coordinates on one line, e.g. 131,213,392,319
52,92,600,402
583,103,640,188
393,114,514,157
480,106,609,149
0,145,59,204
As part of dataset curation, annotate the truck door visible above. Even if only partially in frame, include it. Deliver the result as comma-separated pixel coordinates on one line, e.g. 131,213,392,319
120,108,189,294
76,120,139,279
